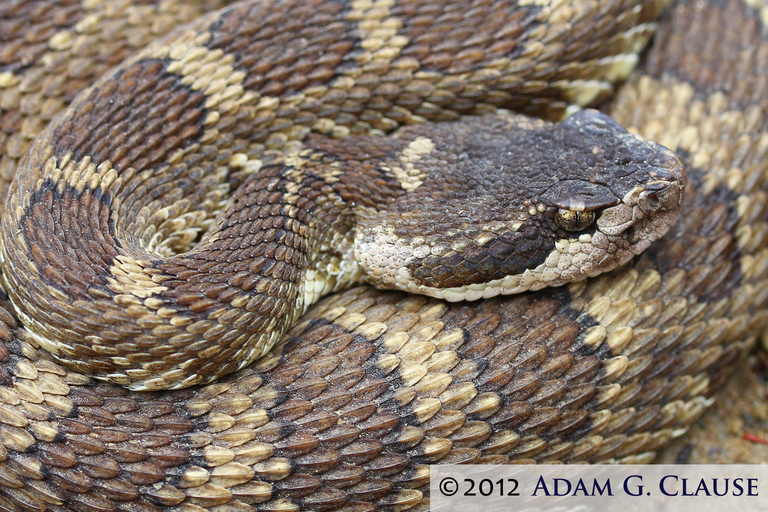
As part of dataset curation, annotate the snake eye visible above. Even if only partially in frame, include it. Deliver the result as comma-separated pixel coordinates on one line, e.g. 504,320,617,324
554,209,596,232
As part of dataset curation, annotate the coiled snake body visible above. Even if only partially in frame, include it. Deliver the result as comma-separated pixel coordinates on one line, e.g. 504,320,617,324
0,0,766,510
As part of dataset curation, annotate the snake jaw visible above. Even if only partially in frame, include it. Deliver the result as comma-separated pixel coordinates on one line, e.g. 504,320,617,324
595,135,686,238
597,179,683,236
596,202,636,235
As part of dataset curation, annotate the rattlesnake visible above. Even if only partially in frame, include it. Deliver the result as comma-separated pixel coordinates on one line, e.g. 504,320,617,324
0,0,765,510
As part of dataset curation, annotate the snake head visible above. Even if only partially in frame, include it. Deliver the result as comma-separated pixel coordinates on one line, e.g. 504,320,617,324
541,109,686,254
354,110,686,301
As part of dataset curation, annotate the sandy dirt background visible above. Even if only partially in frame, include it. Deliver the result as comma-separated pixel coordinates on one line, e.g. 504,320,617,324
655,349,768,463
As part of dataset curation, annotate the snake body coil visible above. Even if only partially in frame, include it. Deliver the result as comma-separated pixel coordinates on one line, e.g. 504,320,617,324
1,0,686,391
0,0,766,510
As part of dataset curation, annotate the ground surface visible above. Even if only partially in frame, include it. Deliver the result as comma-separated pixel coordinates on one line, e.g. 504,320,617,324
655,349,768,464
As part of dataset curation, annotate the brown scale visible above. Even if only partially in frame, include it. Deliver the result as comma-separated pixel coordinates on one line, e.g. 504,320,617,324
0,0,765,511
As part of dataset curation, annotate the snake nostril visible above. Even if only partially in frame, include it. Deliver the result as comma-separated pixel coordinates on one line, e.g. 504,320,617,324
627,226,641,244
646,192,660,209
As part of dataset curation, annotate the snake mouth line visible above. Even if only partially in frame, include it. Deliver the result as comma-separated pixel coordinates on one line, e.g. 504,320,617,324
388,160,685,303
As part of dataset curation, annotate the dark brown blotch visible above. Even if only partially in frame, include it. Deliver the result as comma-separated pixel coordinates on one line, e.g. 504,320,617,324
21,179,119,299
205,0,355,96
52,58,206,173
